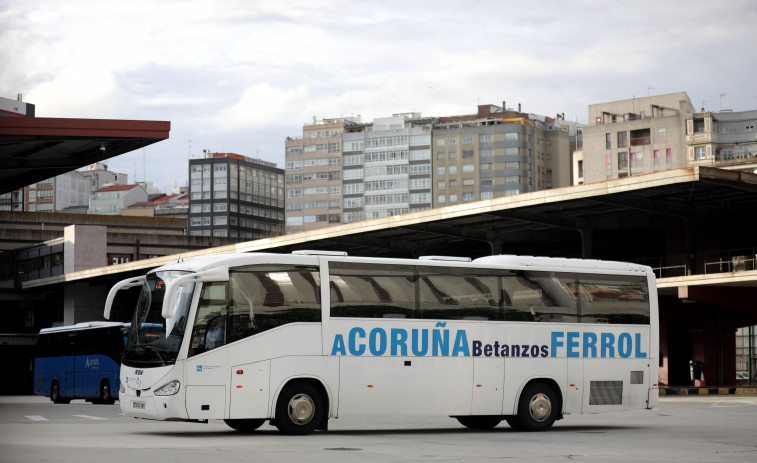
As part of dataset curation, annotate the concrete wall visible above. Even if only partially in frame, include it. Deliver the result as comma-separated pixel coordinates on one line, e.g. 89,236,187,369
63,225,107,273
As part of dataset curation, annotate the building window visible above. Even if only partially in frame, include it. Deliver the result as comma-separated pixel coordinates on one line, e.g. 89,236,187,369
448,166,457,174
606,133,611,149
462,150,474,158
746,125,754,132
437,195,446,204
654,150,660,165
437,167,445,175
617,131,628,148
480,134,491,143
436,152,445,160
606,154,613,175
449,194,458,202
462,136,474,144
695,147,706,159
462,164,474,173
463,192,475,201
596,117,602,125
618,152,628,170
630,152,643,167
437,181,445,189
481,191,493,200
480,149,492,157
462,178,475,186
449,151,457,160
666,148,672,163
436,139,445,146
653,128,666,143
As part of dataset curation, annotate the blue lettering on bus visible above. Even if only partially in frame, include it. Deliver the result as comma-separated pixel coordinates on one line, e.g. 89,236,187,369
549,331,647,359
330,327,647,359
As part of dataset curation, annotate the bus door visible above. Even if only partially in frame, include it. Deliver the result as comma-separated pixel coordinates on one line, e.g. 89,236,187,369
184,282,230,420
64,332,77,398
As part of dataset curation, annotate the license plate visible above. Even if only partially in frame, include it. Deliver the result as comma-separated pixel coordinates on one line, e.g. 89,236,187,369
132,401,146,409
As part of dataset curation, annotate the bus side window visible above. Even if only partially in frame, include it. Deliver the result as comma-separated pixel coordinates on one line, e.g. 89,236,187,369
329,263,417,318
418,266,500,320
228,265,321,336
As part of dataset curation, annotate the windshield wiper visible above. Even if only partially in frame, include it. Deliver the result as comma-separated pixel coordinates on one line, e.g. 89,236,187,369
133,343,167,365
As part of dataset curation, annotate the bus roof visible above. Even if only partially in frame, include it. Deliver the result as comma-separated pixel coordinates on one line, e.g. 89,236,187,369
145,251,653,276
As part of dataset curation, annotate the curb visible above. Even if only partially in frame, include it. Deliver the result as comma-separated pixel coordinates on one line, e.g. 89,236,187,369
661,387,757,396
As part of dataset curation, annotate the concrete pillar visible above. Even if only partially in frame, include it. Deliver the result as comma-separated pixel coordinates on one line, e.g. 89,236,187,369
63,225,107,273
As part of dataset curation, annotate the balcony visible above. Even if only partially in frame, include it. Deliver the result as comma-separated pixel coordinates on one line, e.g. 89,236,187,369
630,136,651,146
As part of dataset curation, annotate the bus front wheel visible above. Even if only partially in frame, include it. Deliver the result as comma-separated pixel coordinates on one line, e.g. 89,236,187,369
50,381,70,404
512,382,559,431
98,380,115,405
274,382,324,435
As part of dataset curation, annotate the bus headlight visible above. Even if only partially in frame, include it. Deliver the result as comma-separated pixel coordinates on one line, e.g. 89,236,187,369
154,380,181,396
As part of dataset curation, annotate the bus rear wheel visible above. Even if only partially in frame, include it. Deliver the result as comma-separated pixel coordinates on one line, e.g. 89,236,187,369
455,416,502,430
513,382,559,431
224,419,266,432
274,382,324,435
51,381,70,404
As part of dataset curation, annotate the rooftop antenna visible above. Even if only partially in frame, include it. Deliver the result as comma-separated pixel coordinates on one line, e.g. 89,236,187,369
719,93,727,111
188,139,192,158
701,100,710,112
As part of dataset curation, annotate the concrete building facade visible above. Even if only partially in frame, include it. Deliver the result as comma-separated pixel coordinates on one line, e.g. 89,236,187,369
340,113,434,224
285,118,356,233
433,104,572,203
686,109,757,173
88,184,148,215
188,152,284,239
80,162,129,195
582,92,695,183
24,170,90,212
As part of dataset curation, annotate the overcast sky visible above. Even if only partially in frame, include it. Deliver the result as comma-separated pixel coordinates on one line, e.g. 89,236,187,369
2,0,756,193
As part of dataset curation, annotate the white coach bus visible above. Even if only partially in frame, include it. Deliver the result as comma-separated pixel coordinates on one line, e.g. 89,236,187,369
103,251,659,435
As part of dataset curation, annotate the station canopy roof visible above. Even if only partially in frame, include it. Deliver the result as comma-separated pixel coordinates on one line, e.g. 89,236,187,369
0,117,170,194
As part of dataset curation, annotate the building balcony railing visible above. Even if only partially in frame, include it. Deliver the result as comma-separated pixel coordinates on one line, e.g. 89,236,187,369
630,136,651,146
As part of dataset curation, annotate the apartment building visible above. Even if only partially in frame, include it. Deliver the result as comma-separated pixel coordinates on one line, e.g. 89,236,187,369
432,104,571,203
284,118,356,233
582,92,695,183
188,152,284,239
687,109,757,173
88,184,148,215
341,113,434,224
80,162,129,195
23,170,89,212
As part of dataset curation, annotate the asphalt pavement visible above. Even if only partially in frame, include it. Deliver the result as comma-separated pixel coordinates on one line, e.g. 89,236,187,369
0,394,756,462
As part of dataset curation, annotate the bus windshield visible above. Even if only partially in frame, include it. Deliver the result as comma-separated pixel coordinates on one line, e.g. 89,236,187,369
122,270,194,368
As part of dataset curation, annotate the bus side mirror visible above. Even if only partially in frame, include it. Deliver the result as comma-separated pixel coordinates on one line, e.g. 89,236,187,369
104,276,146,320
162,266,229,319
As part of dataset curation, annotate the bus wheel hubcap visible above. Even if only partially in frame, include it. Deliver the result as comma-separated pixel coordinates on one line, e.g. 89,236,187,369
529,393,551,422
288,394,315,425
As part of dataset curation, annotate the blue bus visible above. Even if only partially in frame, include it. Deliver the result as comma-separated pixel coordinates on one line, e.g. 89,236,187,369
34,322,128,404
